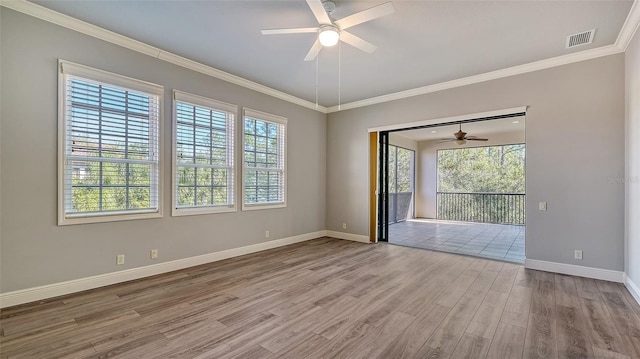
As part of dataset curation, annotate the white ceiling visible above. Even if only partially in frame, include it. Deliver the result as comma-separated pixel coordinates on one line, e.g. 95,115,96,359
395,116,525,142
31,0,634,108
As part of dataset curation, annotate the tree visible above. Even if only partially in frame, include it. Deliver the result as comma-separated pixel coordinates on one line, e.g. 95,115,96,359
388,145,414,223
71,141,153,213
436,144,525,224
437,144,525,193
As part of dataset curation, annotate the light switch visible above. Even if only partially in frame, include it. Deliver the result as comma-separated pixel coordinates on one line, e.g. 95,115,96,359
539,202,547,211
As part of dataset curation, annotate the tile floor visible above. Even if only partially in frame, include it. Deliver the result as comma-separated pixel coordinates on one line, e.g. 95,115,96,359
388,218,525,263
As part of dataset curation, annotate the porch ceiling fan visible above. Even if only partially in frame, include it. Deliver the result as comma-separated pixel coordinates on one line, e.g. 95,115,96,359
440,123,489,145
260,0,395,61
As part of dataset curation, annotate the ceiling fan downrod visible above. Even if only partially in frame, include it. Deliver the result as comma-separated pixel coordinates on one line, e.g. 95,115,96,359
322,1,336,15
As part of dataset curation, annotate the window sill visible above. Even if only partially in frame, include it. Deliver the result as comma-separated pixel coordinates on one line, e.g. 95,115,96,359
242,202,287,211
58,210,162,226
172,205,237,217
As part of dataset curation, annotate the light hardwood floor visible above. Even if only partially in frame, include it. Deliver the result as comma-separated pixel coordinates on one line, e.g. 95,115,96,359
1,237,639,358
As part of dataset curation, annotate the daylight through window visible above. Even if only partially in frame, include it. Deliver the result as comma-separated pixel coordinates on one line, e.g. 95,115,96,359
243,109,287,209
174,91,236,215
59,61,163,224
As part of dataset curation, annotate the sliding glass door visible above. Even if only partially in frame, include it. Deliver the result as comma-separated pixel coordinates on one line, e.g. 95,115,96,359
388,145,415,224
378,133,415,242
377,132,389,242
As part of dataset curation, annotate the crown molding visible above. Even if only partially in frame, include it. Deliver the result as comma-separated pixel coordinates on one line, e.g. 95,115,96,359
2,0,638,114
616,0,640,51
327,44,623,113
328,0,640,113
0,0,328,114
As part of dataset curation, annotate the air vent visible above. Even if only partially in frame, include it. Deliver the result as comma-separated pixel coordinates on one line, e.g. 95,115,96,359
566,29,595,49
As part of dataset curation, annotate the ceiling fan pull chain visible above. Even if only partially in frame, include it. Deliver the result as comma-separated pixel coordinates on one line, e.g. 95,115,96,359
338,41,342,111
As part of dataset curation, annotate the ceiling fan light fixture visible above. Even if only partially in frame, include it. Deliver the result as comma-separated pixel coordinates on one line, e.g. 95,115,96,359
455,139,466,145
319,25,340,47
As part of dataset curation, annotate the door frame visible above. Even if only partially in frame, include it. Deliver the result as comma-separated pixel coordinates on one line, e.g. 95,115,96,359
369,107,527,243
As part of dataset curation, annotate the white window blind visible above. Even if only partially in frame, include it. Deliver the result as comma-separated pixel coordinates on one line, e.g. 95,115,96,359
173,91,236,215
243,109,287,209
59,61,163,224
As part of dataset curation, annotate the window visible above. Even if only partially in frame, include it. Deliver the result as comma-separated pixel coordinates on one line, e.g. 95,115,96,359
173,91,237,215
58,60,163,225
242,109,287,210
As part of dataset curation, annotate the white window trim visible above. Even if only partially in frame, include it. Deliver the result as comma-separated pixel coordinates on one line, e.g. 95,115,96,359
241,108,288,211
57,60,164,225
172,90,238,216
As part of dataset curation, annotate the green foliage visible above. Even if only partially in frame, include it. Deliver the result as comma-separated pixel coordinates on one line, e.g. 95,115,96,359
176,167,228,207
388,145,415,223
389,145,413,193
71,160,152,213
396,147,412,193
436,144,526,224
437,144,525,193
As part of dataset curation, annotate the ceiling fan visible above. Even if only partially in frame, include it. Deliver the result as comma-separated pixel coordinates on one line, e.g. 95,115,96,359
261,0,395,61
440,123,489,145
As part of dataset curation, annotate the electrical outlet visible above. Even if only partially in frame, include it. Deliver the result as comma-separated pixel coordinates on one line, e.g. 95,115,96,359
342,223,347,230
539,202,547,211
574,250,583,260
265,230,270,238
151,249,158,259
116,254,125,265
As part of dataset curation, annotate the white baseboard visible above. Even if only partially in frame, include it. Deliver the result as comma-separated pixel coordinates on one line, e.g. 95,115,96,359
325,230,371,243
624,274,640,306
0,231,325,308
525,259,624,283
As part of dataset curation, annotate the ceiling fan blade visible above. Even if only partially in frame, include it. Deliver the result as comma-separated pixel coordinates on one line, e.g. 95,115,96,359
261,27,318,35
466,138,489,141
306,0,332,25
334,2,395,30
340,31,377,53
304,39,323,61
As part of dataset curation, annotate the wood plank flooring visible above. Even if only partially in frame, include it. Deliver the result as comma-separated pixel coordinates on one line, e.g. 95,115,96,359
1,237,639,359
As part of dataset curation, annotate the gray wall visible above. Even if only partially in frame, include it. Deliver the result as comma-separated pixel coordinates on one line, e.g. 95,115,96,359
625,26,640,286
0,9,326,293
0,5,633,295
389,133,418,151
328,55,625,271
416,131,526,219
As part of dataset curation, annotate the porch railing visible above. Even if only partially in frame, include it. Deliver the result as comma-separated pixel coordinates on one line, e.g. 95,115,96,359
437,192,525,225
